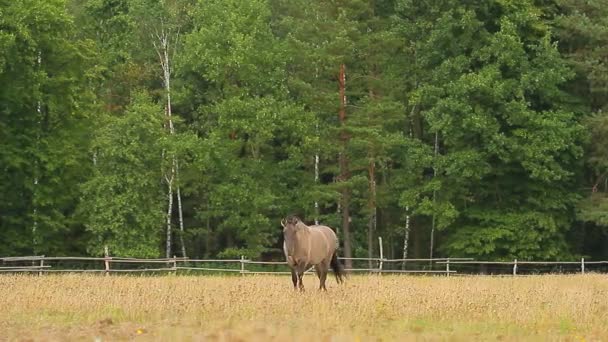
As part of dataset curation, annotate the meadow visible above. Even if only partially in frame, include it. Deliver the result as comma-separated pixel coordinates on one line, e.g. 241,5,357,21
1,274,607,341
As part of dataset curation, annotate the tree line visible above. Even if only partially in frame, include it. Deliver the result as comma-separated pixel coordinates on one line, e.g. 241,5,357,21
1,0,607,263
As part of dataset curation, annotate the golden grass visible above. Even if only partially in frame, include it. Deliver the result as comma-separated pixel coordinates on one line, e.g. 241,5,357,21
1,274,607,341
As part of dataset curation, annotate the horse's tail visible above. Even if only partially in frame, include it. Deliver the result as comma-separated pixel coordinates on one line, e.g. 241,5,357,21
330,251,346,284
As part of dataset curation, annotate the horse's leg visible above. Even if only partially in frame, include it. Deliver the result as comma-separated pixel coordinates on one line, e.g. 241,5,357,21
323,260,332,290
290,269,298,290
295,263,306,291
314,264,324,290
317,262,328,291
298,271,305,291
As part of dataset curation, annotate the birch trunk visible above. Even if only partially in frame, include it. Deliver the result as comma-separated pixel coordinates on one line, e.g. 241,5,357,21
367,159,376,269
366,86,377,269
153,19,186,258
314,152,319,225
165,171,174,259
176,160,186,258
314,66,320,226
338,63,353,270
314,121,319,225
205,198,212,257
33,50,42,255
404,51,419,266
403,101,416,269
430,131,438,260
402,207,410,270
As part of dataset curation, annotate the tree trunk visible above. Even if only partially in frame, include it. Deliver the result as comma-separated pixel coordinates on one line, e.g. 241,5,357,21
367,159,376,269
205,197,212,258
403,101,417,268
153,22,187,259
402,206,410,270
367,87,377,269
340,185,352,269
33,50,42,255
165,172,173,258
430,131,438,260
314,135,319,225
176,166,187,258
314,67,320,226
413,223,423,258
338,63,353,269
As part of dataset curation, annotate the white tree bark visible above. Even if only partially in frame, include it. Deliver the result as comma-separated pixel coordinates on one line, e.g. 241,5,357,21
152,17,186,258
165,170,174,259
176,160,186,258
313,66,320,225
402,206,410,269
402,106,416,268
367,159,377,269
430,131,439,260
314,152,319,225
33,50,42,255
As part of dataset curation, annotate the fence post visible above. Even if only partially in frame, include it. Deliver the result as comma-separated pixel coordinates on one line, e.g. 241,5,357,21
446,258,450,277
173,255,177,273
581,257,585,275
513,259,518,276
240,255,245,275
378,236,384,272
39,255,44,276
104,245,110,276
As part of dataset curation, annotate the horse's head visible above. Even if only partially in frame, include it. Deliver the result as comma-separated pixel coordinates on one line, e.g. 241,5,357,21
281,216,304,255
281,215,301,234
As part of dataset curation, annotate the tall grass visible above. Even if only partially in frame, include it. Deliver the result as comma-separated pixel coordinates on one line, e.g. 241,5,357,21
1,274,606,341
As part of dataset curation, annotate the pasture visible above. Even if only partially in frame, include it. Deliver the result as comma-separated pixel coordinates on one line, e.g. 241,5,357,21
1,274,607,341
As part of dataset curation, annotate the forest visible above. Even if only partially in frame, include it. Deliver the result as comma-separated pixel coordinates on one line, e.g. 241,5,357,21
1,0,607,263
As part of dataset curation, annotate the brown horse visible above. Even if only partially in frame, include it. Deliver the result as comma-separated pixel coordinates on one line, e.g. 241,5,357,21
281,216,345,291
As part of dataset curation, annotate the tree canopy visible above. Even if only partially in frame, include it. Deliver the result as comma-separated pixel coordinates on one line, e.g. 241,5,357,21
0,0,606,261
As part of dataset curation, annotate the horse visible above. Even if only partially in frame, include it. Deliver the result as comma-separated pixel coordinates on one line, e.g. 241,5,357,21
281,215,345,291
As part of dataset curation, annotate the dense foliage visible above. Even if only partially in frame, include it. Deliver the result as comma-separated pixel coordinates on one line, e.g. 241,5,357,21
1,0,606,260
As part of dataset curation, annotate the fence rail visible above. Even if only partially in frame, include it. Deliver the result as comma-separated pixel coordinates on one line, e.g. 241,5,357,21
0,255,459,275
2,236,607,276
2,254,607,276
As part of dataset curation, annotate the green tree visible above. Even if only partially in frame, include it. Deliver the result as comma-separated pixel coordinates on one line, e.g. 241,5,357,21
80,92,165,257
129,0,195,258
395,0,584,260
272,0,405,266
552,0,608,259
0,0,97,256
180,0,313,258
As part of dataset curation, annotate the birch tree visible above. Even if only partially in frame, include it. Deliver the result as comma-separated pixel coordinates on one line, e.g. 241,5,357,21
130,0,192,258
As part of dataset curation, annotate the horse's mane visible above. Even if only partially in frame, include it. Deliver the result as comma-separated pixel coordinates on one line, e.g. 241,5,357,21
295,220,309,231
286,215,310,231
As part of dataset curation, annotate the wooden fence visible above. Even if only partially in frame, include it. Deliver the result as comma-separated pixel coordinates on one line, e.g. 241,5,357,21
0,255,464,275
437,259,608,276
2,255,606,276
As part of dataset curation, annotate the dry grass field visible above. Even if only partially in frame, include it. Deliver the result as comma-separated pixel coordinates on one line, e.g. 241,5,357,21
1,273,607,341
